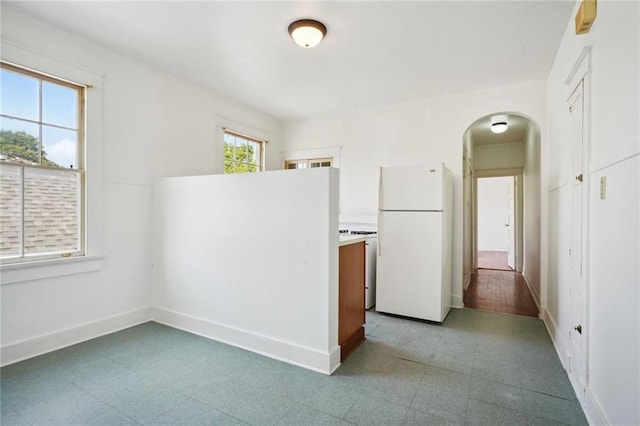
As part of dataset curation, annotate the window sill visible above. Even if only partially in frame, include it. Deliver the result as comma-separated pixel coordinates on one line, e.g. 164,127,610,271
0,255,104,285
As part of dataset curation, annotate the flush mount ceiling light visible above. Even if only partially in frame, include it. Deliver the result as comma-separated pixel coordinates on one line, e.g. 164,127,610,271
288,19,327,48
491,122,508,134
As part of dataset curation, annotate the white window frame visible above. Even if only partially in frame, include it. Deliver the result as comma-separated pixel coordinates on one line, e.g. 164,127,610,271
285,158,333,169
0,42,103,285
1,61,86,263
281,146,342,170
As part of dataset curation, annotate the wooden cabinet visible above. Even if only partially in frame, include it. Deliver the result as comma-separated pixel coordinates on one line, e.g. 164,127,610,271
339,241,366,361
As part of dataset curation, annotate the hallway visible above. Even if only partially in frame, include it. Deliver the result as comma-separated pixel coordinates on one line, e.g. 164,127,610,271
463,269,539,318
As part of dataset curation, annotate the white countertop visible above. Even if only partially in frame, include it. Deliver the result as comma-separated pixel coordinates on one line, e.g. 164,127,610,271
339,234,367,246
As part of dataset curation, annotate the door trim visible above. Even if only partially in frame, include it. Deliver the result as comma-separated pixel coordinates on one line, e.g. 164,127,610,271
473,173,524,273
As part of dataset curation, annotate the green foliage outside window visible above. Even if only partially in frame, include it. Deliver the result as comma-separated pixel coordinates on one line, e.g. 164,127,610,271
224,141,258,174
0,130,60,167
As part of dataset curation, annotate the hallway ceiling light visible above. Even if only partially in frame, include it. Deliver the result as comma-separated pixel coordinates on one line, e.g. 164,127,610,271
288,19,327,48
491,122,508,134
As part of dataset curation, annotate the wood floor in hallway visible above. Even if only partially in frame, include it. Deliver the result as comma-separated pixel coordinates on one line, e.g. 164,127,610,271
464,269,539,317
477,250,512,271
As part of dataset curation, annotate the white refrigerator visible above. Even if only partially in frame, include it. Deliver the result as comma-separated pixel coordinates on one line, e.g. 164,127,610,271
376,164,453,322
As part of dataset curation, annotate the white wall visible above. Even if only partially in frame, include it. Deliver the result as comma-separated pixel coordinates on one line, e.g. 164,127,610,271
544,1,640,424
283,81,547,308
0,5,281,365
152,168,339,374
477,177,511,251
474,141,524,171
522,123,541,305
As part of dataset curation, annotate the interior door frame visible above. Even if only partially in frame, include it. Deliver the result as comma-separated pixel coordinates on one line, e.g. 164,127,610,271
473,168,524,273
563,46,592,403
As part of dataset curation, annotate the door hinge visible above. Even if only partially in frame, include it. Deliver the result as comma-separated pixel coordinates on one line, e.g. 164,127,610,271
569,105,573,113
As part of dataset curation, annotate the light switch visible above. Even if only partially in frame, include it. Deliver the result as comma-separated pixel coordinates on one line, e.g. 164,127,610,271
600,176,606,199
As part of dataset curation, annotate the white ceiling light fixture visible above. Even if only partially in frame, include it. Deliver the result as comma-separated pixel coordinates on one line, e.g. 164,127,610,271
490,115,509,134
288,19,327,48
491,122,508,134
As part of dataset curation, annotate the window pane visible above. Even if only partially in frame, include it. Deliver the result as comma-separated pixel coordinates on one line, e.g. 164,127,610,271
42,81,78,129
0,117,41,164
24,167,80,255
235,138,248,163
224,159,235,174
0,165,21,258
42,125,77,169
0,69,39,121
247,141,259,165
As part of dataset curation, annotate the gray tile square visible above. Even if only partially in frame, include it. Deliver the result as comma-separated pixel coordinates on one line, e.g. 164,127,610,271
516,370,576,400
276,405,349,425
469,376,524,411
302,380,360,418
92,373,188,424
83,408,139,425
465,398,527,425
402,408,459,426
0,401,30,426
421,367,471,397
411,383,468,424
522,390,588,425
150,397,245,425
344,392,408,426
12,383,112,425
525,414,568,426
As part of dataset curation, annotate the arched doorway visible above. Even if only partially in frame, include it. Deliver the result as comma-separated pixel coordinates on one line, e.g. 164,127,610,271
462,112,541,317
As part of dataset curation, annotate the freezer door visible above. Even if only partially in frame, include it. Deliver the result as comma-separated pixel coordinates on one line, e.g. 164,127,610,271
379,165,443,211
376,211,444,321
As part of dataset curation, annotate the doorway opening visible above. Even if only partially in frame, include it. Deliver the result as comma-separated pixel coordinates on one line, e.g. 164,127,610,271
477,176,515,271
461,111,541,317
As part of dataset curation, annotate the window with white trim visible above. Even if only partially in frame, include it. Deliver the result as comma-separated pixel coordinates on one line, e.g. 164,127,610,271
285,158,332,170
223,129,265,174
0,61,85,264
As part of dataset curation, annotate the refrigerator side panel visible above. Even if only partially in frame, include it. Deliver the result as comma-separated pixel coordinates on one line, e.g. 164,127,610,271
379,165,443,211
440,167,454,319
376,211,443,321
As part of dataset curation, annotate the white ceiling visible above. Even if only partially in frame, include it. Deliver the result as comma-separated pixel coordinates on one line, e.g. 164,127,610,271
6,1,574,121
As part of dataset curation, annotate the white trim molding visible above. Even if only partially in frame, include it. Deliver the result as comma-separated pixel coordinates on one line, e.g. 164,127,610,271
151,307,340,375
1,307,150,366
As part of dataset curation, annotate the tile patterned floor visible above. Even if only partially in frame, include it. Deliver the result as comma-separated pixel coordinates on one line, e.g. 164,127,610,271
0,309,588,425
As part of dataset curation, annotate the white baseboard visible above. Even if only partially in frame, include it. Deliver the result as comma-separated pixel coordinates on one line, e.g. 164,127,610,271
522,272,541,310
541,309,570,372
584,385,610,426
1,307,151,367
451,294,464,309
150,307,339,375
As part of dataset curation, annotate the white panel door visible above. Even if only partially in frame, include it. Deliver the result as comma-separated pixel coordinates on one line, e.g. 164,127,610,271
376,211,443,321
507,177,516,269
379,166,443,211
568,79,586,398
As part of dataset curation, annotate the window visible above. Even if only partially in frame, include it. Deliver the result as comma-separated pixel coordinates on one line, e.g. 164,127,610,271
285,158,332,170
0,61,85,264
223,129,265,174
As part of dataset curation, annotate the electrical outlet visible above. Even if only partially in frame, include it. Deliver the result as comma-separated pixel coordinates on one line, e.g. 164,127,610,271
600,176,606,199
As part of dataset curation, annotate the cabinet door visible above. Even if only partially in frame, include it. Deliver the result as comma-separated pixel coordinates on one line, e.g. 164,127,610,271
339,241,365,360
